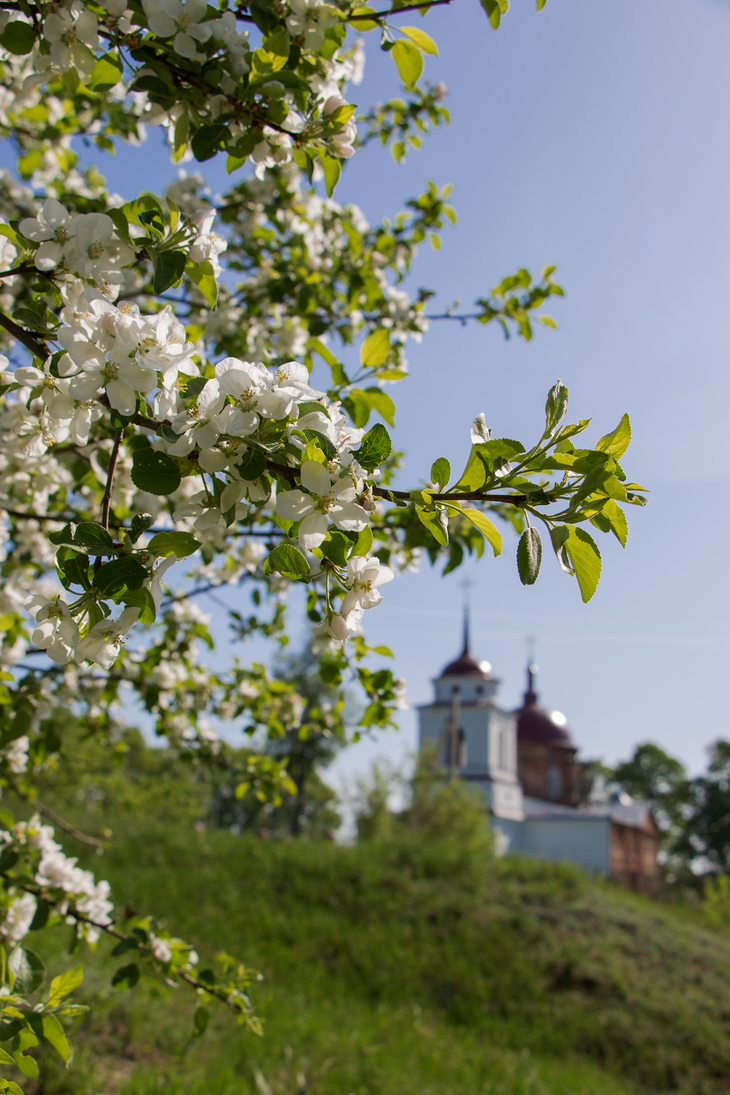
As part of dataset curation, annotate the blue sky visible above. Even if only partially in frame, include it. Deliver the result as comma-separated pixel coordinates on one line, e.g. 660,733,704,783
5,0,729,782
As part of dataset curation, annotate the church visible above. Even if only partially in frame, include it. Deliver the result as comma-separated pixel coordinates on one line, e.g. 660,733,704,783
417,617,661,895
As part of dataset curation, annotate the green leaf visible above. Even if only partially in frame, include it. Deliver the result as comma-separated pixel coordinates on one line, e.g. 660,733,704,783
318,531,350,567
131,450,181,495
185,260,217,307
537,0,548,10
595,497,628,547
544,380,569,436
193,1005,209,1038
13,1048,38,1079
417,505,448,546
111,963,140,989
342,390,371,429
351,525,373,557
73,522,114,554
129,513,154,544
348,5,378,30
430,457,451,490
364,387,395,427
95,556,147,596
461,508,503,556
121,587,157,625
318,151,341,197
302,429,337,461
360,329,391,368
191,124,229,162
353,423,392,472
453,445,490,492
0,21,36,54
517,527,542,585
29,899,50,932
552,526,602,603
480,0,509,29
90,52,123,91
400,26,439,54
153,249,187,294
47,966,83,1007
9,947,45,994
236,447,267,481
391,38,424,87
59,550,91,591
596,412,631,460
266,544,310,581
39,1013,71,1064
147,531,200,558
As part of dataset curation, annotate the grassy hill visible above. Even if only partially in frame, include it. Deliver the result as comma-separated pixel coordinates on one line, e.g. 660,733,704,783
24,822,730,1095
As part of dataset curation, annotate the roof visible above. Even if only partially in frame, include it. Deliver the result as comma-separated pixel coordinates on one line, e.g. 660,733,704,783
522,795,655,831
516,697,574,748
436,610,494,680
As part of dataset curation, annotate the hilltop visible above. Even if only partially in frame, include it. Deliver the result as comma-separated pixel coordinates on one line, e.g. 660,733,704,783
26,823,730,1095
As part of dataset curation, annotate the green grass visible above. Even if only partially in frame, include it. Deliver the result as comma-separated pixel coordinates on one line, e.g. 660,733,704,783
23,823,730,1095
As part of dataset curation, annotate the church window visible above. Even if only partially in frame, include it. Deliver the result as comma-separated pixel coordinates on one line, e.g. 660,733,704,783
547,766,562,800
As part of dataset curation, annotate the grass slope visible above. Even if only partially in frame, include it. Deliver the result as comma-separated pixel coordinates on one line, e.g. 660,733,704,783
28,823,730,1095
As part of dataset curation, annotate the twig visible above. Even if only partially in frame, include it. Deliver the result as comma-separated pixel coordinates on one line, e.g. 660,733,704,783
0,264,36,279
347,0,452,20
101,429,123,530
5,776,105,849
0,309,49,359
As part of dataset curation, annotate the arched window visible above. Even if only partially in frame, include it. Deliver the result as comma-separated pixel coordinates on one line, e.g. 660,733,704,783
547,766,562,801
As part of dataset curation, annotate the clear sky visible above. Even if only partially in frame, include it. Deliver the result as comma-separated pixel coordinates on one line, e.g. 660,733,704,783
5,0,729,783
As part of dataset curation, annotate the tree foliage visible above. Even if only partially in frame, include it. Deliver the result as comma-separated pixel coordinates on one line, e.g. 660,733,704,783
0,0,649,1085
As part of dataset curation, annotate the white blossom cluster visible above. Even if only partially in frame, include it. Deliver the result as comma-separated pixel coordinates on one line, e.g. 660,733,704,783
0,814,113,944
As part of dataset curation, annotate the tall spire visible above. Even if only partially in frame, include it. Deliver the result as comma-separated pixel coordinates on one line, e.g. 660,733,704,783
525,635,538,704
460,578,474,655
462,603,471,655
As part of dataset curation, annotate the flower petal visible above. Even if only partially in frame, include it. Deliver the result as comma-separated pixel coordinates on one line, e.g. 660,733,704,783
276,489,314,522
299,512,329,551
331,502,369,532
300,460,331,497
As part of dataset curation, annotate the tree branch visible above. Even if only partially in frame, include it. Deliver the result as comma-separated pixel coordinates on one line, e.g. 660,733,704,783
101,429,123,529
347,0,452,20
0,263,36,279
0,309,49,359
5,776,106,848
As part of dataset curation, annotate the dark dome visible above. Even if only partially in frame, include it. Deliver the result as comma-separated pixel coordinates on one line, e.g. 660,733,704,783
437,610,493,679
516,691,574,747
440,651,493,679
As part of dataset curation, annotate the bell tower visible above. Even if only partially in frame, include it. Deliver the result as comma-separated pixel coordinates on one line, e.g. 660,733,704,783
417,610,524,823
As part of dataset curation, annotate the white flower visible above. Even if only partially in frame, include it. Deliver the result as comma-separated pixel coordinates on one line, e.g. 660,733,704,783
323,96,357,159
276,460,369,550
67,354,154,417
341,555,394,620
147,555,179,610
150,932,172,963
27,596,80,664
76,607,141,669
43,8,99,74
2,893,37,945
189,208,227,277
65,213,135,286
19,198,71,272
327,613,352,643
3,735,29,775
286,0,339,50
142,0,213,60
167,379,227,455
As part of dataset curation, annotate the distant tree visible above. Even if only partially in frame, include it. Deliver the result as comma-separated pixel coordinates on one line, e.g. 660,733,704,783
354,762,396,841
679,741,730,874
268,645,348,837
